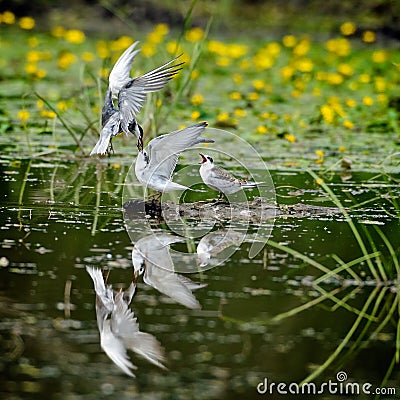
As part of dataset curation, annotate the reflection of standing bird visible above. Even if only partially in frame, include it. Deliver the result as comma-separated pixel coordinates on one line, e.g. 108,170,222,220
199,154,263,195
131,234,206,309
135,122,213,195
90,41,183,155
86,267,166,377
197,229,244,267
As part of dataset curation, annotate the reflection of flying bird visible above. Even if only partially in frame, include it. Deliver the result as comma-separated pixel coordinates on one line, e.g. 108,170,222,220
197,229,244,267
135,122,213,195
86,267,166,377
131,234,206,309
199,154,263,195
90,41,183,155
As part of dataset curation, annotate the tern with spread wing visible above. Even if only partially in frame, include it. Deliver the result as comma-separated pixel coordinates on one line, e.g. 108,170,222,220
131,234,206,309
199,154,263,196
86,267,166,377
135,122,213,195
90,41,183,155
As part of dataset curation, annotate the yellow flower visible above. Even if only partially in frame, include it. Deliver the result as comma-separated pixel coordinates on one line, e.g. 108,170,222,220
372,50,387,63
191,110,200,120
358,74,371,83
315,150,324,158
185,27,204,43
217,112,229,122
280,65,294,80
36,69,46,79
295,58,314,72
293,39,311,56
65,29,85,44
28,36,39,47
343,120,354,129
40,110,57,119
25,63,38,75
191,93,204,106
58,52,77,69
19,16,35,30
282,35,297,47
156,99,163,107
155,23,169,35
233,73,243,84
234,108,247,117
18,109,30,122
82,52,94,62
98,68,109,79
261,112,270,119
142,43,156,57
316,178,324,185
57,101,68,112
110,36,134,52
326,73,344,85
252,79,265,90
230,92,242,100
363,96,374,106
191,69,199,80
166,40,182,55
284,134,296,143
340,22,356,36
320,104,335,124
374,77,386,92
315,158,324,164
2,11,16,24
377,94,388,104
216,56,231,67
248,92,259,101
239,59,251,70
325,38,351,56
338,146,346,152
257,125,268,134
51,26,66,38
96,41,110,59
337,63,353,76
345,99,356,107
362,30,376,43
37,100,44,109
291,89,302,99
227,43,248,58
27,50,42,63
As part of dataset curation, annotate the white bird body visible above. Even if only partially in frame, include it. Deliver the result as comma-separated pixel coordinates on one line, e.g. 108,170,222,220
90,41,183,155
135,122,213,194
132,234,206,309
86,267,166,376
199,154,263,195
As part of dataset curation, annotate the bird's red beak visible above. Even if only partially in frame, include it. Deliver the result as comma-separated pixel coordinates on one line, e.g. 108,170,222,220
199,153,207,164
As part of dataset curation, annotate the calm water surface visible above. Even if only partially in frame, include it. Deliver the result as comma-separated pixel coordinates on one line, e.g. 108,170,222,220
0,158,399,399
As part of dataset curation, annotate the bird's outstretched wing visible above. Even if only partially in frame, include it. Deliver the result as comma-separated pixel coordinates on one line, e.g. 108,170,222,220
118,56,183,136
109,41,140,95
100,322,137,377
147,122,213,180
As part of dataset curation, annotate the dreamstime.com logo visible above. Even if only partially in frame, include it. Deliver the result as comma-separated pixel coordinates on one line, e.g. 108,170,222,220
122,127,277,274
256,371,397,396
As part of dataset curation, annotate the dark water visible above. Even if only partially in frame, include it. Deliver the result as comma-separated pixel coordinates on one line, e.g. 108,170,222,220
1,158,399,399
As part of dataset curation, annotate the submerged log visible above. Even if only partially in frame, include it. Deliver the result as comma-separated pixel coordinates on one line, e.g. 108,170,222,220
123,197,344,222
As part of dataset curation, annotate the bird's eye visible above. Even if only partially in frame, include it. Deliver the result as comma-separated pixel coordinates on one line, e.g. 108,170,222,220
207,156,213,163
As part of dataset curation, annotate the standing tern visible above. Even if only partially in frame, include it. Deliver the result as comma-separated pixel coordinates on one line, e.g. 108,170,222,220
86,267,166,377
135,122,213,195
199,154,263,196
90,41,183,155
131,233,206,309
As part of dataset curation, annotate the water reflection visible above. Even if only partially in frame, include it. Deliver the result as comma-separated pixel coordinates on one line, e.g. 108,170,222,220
86,267,166,377
132,233,207,309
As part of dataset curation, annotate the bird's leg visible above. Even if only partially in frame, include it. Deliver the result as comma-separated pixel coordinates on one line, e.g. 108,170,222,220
107,139,115,156
104,269,111,283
